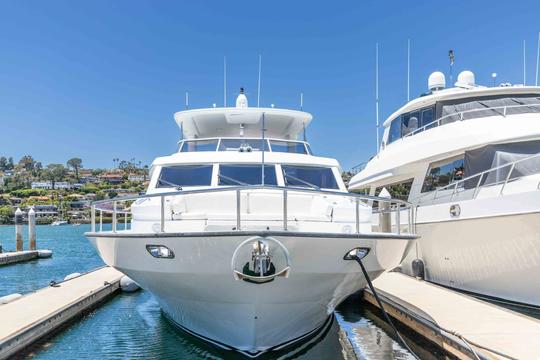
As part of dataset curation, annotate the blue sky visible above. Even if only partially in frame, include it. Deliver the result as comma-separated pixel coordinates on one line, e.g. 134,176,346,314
1,0,539,170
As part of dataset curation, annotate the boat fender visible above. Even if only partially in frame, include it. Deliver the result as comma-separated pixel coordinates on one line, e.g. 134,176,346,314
38,249,53,258
120,276,140,292
412,259,425,280
0,293,22,304
64,272,82,281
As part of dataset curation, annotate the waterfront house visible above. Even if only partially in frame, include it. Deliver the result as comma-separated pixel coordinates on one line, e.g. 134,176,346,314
31,181,73,190
99,173,124,184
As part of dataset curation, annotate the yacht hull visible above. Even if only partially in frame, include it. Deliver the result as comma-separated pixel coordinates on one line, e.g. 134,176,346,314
402,211,540,307
87,231,411,355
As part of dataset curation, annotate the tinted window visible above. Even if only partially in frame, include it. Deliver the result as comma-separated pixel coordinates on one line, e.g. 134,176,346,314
180,140,218,152
157,165,213,188
421,108,434,128
388,117,402,144
421,158,464,192
218,165,277,185
282,165,338,189
219,139,269,152
270,141,308,154
375,179,413,201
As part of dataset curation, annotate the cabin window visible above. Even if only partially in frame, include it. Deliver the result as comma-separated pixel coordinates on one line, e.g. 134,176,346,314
218,164,277,185
421,157,464,192
375,179,413,201
421,108,434,129
218,139,269,152
157,165,213,187
282,165,338,189
180,140,218,152
269,140,309,154
388,117,402,144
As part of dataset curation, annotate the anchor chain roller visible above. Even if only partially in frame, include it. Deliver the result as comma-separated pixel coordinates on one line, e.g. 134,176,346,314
231,236,291,284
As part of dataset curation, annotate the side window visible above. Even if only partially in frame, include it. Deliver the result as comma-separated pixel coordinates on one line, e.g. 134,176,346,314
402,111,419,136
375,179,413,201
388,117,402,144
421,108,434,129
421,157,465,192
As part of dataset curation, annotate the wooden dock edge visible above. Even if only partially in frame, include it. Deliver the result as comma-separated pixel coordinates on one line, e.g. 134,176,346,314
0,269,122,360
363,289,499,360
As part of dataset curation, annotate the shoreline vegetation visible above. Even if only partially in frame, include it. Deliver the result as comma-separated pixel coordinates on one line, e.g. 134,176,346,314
0,155,148,225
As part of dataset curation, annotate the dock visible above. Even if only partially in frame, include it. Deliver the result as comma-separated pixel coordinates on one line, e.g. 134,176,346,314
0,251,39,266
0,266,124,359
364,272,540,360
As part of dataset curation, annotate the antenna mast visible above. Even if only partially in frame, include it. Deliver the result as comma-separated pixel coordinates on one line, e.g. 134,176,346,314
224,56,227,107
261,112,265,185
524,40,527,85
257,55,262,107
375,43,380,153
449,50,455,85
407,39,410,101
185,91,189,109
536,32,540,86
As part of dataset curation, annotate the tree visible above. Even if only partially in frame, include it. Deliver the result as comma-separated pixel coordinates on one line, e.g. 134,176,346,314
67,158,83,181
7,157,14,170
18,155,36,172
44,164,67,190
0,157,7,171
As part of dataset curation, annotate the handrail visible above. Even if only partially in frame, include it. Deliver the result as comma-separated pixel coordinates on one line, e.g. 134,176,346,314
89,185,414,236
416,151,540,203
402,103,540,140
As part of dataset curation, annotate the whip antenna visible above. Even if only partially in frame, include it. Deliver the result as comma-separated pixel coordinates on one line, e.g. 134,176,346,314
257,55,262,107
536,32,540,86
224,56,227,107
448,50,455,84
185,91,189,110
375,43,380,153
524,40,527,85
407,39,410,101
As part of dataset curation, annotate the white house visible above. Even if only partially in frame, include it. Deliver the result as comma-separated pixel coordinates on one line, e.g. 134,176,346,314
31,181,72,190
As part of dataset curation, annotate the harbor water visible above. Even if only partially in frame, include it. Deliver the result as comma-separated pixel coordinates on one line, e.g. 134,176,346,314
0,225,434,359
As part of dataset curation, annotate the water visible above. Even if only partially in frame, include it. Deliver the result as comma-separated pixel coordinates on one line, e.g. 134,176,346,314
1,225,423,359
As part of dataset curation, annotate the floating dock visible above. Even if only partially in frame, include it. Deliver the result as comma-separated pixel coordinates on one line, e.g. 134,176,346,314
0,267,124,359
364,272,540,360
0,251,39,266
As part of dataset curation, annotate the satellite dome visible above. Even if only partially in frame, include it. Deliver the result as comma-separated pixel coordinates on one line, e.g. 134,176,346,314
235,87,248,108
456,70,475,87
428,71,446,91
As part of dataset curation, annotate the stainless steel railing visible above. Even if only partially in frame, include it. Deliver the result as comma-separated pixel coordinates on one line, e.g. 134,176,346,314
89,185,414,236
416,152,540,204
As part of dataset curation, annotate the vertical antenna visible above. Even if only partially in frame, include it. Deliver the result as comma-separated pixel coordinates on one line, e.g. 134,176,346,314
185,91,189,109
261,112,265,186
375,43,380,153
257,54,262,107
449,50,455,85
536,32,540,86
300,92,304,110
523,40,527,85
224,56,227,107
407,39,410,101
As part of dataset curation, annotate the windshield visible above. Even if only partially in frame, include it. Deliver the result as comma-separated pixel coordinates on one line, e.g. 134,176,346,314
180,140,218,152
219,139,269,152
157,165,213,188
269,140,308,154
282,165,338,189
218,164,277,185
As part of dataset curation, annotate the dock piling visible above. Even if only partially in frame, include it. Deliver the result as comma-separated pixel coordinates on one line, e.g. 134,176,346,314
14,208,23,251
28,207,36,251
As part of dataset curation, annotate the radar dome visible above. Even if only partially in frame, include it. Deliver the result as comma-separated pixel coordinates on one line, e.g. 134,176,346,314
456,70,475,87
428,72,446,91
236,87,248,108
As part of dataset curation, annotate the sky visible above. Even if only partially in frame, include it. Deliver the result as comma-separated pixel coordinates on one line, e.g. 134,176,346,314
1,0,540,170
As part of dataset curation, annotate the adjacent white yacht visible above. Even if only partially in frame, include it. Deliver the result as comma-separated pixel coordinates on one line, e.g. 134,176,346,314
86,89,416,357
349,71,540,308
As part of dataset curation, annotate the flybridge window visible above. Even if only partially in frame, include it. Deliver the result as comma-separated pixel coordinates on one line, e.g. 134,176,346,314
180,140,218,152
270,140,309,154
387,106,435,144
157,165,213,188
218,164,277,185
282,165,338,189
219,139,270,152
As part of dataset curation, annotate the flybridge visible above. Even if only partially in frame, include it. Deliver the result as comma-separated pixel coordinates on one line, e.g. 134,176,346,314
174,89,312,140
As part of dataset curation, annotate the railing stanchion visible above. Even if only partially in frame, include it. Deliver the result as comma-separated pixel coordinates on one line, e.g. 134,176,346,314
160,195,165,233
236,190,241,231
283,190,288,231
355,197,360,234
91,205,95,232
396,203,401,235
473,173,484,198
99,210,103,232
500,162,516,195
503,106,507,117
112,201,117,233
124,210,128,230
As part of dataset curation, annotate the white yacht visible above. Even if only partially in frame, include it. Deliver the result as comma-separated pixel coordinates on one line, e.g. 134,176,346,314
349,70,540,308
86,89,416,357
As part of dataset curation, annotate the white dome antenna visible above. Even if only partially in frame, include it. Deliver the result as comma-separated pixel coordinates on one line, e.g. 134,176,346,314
236,87,248,108
455,70,476,88
428,71,446,91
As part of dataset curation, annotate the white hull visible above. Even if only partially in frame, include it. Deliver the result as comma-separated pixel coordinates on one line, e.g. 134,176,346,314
402,210,540,307
88,231,411,355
